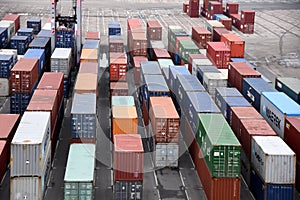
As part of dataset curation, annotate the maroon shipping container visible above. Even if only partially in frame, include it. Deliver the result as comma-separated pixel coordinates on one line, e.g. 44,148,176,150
153,48,171,60
183,2,189,13
228,62,261,92
213,27,230,42
188,54,207,73
284,117,300,162
133,56,148,85
207,2,223,20
147,20,162,41
191,27,212,49
195,141,241,200
206,42,231,69
3,14,20,32
297,161,300,192
129,32,147,56
230,106,263,141
78,62,98,75
149,97,180,143
225,2,239,16
109,37,124,53
220,18,232,31
37,72,64,110
85,32,101,40
241,10,255,24
188,9,199,18
240,119,277,161
239,22,254,34
230,14,241,28
204,0,222,9
110,57,127,82
0,114,20,142
189,0,199,9
0,141,8,184
110,82,129,99
10,58,39,94
114,134,144,181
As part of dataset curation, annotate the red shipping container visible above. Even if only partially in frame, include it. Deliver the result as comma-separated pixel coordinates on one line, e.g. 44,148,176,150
284,117,300,162
204,0,222,9
153,48,171,60
239,22,254,34
188,9,199,18
225,2,239,16
221,33,245,58
213,27,230,42
109,37,124,53
127,18,143,32
183,2,189,13
0,141,8,183
110,57,127,82
85,32,101,40
188,54,207,73
241,10,255,24
230,106,263,140
207,2,223,20
129,32,147,56
189,0,199,10
110,82,129,98
149,97,180,143
228,62,261,92
230,14,241,28
147,20,162,41
3,14,20,32
133,56,148,85
220,18,232,31
37,72,64,110
195,141,241,200
0,114,20,142
191,27,212,49
78,62,98,75
206,42,231,69
114,134,144,181
240,119,277,161
10,58,39,94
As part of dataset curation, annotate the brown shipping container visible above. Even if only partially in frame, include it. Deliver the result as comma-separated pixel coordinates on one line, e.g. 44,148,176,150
112,106,138,136
188,9,199,18
10,58,39,94
241,10,255,24
153,48,171,60
284,117,300,162
230,106,263,140
220,18,232,31
110,82,129,98
221,33,245,58
3,14,20,32
188,54,207,73
133,56,148,85
195,143,241,200
240,119,277,161
78,62,98,75
85,32,101,40
239,23,254,34
149,97,180,143
192,27,212,49
225,2,239,15
147,20,162,41
80,49,98,63
113,134,144,181
0,141,8,183
206,42,231,69
230,14,241,28
183,2,189,13
297,161,300,192
228,62,261,92
213,27,230,42
0,114,20,142
37,72,64,111
129,32,147,56
207,2,223,20
109,57,127,82
109,38,124,53
74,73,98,95
189,0,200,9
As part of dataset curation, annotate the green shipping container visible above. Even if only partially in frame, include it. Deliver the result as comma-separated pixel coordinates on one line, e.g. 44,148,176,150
196,113,241,178
168,26,185,50
64,144,96,200
178,40,200,64
111,96,135,107
275,77,300,104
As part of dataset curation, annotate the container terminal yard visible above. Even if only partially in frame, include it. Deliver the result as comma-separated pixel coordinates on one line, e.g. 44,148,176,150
0,0,300,199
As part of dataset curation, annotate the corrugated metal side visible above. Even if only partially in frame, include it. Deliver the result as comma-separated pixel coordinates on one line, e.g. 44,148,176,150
154,143,179,167
0,78,9,96
113,181,143,200
284,117,300,163
10,177,43,200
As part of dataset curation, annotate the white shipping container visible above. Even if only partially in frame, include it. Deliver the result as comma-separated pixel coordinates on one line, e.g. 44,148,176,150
0,20,15,39
11,112,51,177
203,72,227,99
205,20,224,34
154,143,179,168
251,136,296,184
0,49,18,64
192,58,213,76
0,78,9,96
51,48,72,78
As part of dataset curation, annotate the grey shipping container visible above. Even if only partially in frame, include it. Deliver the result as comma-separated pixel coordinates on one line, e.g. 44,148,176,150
140,61,162,86
114,181,143,200
275,77,300,105
203,72,228,100
196,65,219,84
51,48,72,78
154,143,179,168
215,87,242,102
192,58,213,76
168,66,190,93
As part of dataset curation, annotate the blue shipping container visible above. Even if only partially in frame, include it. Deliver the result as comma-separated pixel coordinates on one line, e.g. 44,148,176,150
108,22,121,36
0,27,8,48
172,52,181,65
213,14,229,20
216,96,251,122
10,36,29,55
196,65,220,84
17,28,34,42
10,93,33,114
140,61,162,87
29,37,51,61
183,91,221,134
37,29,51,39
56,24,75,48
215,87,242,102
64,76,71,98
250,168,294,200
27,18,41,34
242,78,276,111
162,67,169,82
24,49,46,76
0,54,14,78
169,65,190,93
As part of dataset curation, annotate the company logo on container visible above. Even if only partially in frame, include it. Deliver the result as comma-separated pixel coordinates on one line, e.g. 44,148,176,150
254,152,264,166
265,106,281,129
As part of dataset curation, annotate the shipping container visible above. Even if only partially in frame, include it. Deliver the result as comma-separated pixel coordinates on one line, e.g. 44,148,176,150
74,73,98,95
183,92,220,133
178,39,200,63
108,21,121,36
64,144,95,200
196,65,220,84
10,35,29,55
80,48,98,63
154,143,179,167
212,27,229,42
24,49,46,76
149,97,180,143
275,77,300,104
71,93,96,143
168,26,185,49
0,141,8,183
168,65,190,93
242,78,276,111
260,92,300,138
29,37,51,62
129,32,147,56
114,181,143,200
151,48,171,61
10,91,35,114
83,39,100,56
284,117,300,162
3,14,20,32
221,33,245,58
110,82,129,98
241,10,255,24
147,20,162,41
225,2,239,16
17,28,34,42
0,49,17,65
230,14,241,28
0,54,13,78
297,161,300,192
78,62,98,75
250,167,294,200
157,59,174,70
112,106,138,136
111,96,135,107
127,18,143,33
239,22,255,34
27,18,41,34
219,18,233,31
228,62,261,92
51,48,72,78
109,36,124,53
56,24,75,48
0,78,9,96
140,61,162,86
215,87,242,103
113,134,144,181
11,112,51,177
85,31,101,40
205,20,225,35
133,56,148,85
192,57,213,76
240,148,251,187
109,56,127,81
203,72,228,99
0,20,15,40
0,27,8,48
187,54,206,73
37,29,51,39
252,136,296,183
206,42,230,69
0,114,20,142
10,58,39,94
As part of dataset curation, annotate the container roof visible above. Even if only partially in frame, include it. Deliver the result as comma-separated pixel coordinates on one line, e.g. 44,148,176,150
114,134,143,152
150,96,179,118
252,136,294,155
187,92,220,113
277,77,300,93
112,96,135,107
0,114,19,139
112,106,137,118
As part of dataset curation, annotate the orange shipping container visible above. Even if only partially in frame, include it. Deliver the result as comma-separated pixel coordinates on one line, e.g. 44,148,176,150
221,33,245,58
80,49,98,63
112,106,138,137
74,73,98,95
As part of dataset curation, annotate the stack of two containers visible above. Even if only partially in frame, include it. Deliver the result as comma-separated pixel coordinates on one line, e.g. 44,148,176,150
0,52,15,97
